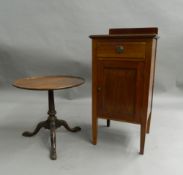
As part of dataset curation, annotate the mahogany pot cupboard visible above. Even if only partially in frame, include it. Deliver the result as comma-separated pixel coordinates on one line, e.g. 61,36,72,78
90,27,159,154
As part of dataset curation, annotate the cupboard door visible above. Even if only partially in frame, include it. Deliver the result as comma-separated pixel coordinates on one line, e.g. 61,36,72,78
97,61,144,123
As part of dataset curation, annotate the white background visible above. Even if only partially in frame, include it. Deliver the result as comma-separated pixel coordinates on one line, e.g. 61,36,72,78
0,0,183,175
0,0,183,93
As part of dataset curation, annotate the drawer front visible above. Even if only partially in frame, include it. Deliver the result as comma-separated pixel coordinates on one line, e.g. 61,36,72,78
96,42,146,59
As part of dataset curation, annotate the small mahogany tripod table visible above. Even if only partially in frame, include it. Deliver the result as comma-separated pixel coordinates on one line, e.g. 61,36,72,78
13,75,84,160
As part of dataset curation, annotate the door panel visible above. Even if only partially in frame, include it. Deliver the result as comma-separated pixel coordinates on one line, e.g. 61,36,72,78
97,61,144,123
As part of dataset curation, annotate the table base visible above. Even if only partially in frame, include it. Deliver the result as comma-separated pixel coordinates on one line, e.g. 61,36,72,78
22,90,81,160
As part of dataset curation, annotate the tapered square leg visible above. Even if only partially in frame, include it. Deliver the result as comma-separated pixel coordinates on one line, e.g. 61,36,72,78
146,112,152,134
140,123,147,154
92,118,98,145
107,119,110,127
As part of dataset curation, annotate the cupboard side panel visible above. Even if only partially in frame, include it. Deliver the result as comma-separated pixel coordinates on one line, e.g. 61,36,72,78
141,39,156,124
92,40,98,121
147,39,158,117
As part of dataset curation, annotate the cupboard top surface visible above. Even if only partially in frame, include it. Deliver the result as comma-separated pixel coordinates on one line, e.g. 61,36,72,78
89,34,159,39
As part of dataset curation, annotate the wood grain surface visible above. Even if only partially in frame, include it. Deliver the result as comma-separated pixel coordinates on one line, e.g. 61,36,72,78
13,75,85,90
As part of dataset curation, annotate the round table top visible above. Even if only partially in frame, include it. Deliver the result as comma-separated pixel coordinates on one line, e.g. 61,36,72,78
13,75,85,91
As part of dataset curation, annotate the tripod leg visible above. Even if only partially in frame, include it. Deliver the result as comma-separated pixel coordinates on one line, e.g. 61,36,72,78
22,120,48,137
50,119,57,160
56,119,81,132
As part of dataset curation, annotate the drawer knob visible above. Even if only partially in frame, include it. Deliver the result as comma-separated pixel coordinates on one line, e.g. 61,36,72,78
97,87,101,91
116,46,124,54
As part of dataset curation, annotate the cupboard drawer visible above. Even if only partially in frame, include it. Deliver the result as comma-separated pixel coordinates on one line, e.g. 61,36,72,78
96,42,146,59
